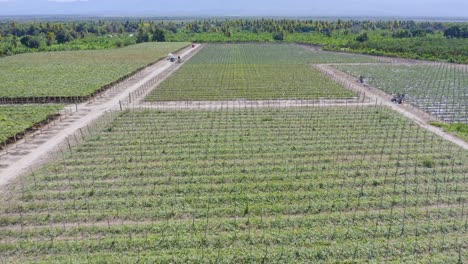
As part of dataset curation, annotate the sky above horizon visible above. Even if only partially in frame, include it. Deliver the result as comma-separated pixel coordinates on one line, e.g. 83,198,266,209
0,0,467,17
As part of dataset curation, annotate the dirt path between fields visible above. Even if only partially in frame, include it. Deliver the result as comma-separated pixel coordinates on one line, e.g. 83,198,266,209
0,44,204,189
315,64,468,150
1,44,467,192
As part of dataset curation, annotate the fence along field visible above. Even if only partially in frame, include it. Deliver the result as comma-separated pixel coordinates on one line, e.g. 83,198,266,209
335,63,468,124
0,105,63,146
0,106,466,263
0,42,189,103
146,43,377,101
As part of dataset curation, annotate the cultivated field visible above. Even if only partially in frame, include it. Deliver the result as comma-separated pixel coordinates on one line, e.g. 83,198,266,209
0,105,63,144
1,41,467,264
185,43,379,65
0,42,189,101
0,107,466,263
335,63,468,124
146,44,376,101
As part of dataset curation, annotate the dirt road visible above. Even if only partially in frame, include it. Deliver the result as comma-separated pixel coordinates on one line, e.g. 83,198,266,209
315,64,468,150
1,44,466,191
0,44,203,189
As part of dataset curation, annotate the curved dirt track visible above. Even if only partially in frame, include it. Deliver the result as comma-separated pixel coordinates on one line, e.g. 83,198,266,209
315,64,468,150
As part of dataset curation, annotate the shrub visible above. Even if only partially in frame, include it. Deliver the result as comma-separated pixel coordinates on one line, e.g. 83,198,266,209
422,159,435,168
273,31,284,41
356,32,368,42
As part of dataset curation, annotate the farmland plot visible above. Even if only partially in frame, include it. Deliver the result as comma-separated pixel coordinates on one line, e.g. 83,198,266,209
185,43,379,65
335,63,468,124
0,105,63,144
146,44,375,101
0,107,466,263
147,64,355,101
0,42,189,101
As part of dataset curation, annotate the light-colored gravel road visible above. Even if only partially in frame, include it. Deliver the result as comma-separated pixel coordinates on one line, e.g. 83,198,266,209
0,44,203,189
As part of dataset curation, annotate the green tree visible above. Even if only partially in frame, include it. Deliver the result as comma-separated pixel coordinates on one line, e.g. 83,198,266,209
56,29,73,44
20,35,42,49
46,32,56,46
393,29,411,38
136,28,149,43
152,28,166,42
444,25,461,38
10,36,19,48
356,32,369,42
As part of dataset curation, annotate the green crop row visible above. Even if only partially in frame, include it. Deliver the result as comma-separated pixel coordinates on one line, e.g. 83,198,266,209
0,104,63,144
0,42,189,99
147,64,356,101
147,44,364,101
185,43,379,65
431,122,468,142
0,106,466,263
335,63,468,124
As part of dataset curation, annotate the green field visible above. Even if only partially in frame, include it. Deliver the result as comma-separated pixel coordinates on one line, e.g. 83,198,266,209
0,42,189,99
146,44,374,101
0,105,63,144
186,43,379,65
431,122,468,142
335,63,468,124
1,107,466,263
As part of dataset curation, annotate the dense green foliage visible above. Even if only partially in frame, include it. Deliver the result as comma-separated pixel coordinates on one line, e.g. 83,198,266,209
1,19,467,63
0,105,63,144
344,33,468,63
444,24,468,38
431,122,468,141
1,34,138,56
335,63,468,124
0,20,141,55
147,43,375,101
0,42,189,99
45,35,137,51
176,20,468,63
1,107,466,262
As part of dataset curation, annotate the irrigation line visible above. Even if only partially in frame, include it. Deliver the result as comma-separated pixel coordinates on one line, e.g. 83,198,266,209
130,100,373,111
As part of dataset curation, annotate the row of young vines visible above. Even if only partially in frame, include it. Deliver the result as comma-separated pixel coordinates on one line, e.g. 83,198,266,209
0,105,466,263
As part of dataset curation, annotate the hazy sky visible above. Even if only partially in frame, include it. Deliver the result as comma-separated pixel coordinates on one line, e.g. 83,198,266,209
0,0,467,17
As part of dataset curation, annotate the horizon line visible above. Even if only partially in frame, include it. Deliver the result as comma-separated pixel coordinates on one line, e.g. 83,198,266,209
0,14,467,20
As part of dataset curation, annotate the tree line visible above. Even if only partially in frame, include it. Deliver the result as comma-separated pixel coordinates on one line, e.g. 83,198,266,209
0,18,467,63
